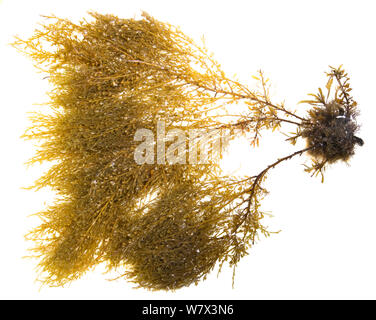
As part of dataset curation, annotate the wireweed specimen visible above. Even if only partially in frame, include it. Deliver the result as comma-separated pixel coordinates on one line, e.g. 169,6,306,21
13,12,363,290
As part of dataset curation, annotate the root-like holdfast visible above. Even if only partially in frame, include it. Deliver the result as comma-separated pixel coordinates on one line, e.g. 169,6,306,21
303,101,363,163
13,12,363,290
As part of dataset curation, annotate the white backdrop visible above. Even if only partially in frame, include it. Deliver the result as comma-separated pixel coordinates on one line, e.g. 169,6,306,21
0,0,374,299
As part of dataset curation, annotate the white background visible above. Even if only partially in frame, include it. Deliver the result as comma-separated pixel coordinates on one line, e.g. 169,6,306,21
0,0,375,299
